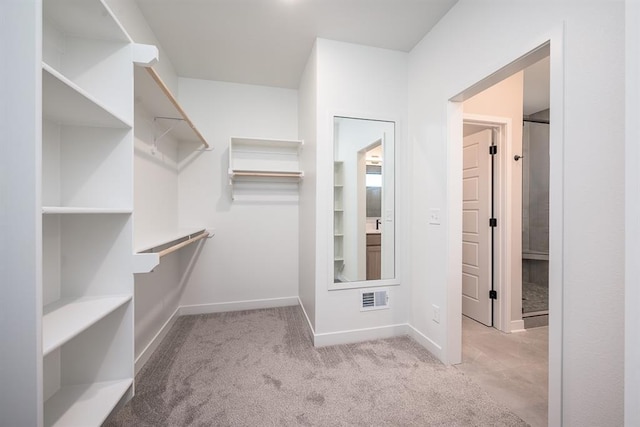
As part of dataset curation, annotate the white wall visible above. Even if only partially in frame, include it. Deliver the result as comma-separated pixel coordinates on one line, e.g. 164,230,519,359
408,1,624,424
312,39,409,340
298,43,318,330
176,79,300,309
463,72,524,329
0,1,42,425
626,0,640,425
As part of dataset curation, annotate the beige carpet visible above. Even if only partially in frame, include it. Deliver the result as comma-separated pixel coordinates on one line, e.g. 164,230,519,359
104,306,528,426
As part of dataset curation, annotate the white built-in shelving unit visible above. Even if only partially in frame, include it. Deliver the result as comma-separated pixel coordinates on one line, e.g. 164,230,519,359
334,161,345,278
228,137,304,200
40,0,136,425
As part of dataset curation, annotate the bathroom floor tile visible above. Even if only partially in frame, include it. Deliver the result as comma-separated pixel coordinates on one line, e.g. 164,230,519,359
456,316,549,427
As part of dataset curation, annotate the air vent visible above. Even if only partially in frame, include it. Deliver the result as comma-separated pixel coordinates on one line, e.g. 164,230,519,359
360,288,389,311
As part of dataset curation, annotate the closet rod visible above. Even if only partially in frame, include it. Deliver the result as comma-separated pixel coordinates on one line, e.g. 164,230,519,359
158,232,209,258
145,67,210,149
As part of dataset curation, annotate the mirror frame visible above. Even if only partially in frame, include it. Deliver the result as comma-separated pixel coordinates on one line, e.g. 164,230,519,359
328,113,401,291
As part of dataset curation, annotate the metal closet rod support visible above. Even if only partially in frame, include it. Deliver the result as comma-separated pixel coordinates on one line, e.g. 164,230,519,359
154,116,185,141
151,116,213,153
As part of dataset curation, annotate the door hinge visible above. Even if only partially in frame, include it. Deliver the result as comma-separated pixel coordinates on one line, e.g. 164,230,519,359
489,290,497,300
489,218,497,227
489,145,497,155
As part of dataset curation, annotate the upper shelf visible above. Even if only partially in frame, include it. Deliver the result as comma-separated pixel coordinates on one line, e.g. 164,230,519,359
229,137,303,175
43,0,130,43
42,63,132,129
134,66,210,148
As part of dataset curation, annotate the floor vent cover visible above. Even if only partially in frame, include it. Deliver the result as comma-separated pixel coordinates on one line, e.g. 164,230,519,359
360,288,389,311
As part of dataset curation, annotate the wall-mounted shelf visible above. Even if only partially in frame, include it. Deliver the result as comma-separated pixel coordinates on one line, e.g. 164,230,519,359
228,137,303,200
334,161,345,278
134,65,210,149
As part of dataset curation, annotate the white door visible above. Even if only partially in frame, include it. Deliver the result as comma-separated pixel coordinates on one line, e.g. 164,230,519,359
462,129,493,326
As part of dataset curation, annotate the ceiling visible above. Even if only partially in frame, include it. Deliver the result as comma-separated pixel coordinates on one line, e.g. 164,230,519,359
135,0,459,89
135,0,548,113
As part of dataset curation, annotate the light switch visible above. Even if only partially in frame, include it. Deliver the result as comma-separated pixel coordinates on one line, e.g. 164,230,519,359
385,209,393,221
429,208,441,225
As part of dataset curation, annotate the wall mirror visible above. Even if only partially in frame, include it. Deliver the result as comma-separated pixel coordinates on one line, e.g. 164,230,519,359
333,116,395,285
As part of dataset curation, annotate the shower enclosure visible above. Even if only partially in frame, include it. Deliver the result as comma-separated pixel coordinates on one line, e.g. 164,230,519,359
522,111,549,326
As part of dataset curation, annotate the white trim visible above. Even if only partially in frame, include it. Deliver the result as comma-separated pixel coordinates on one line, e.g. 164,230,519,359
448,33,564,426
134,306,180,374
313,323,409,347
179,296,299,316
510,319,526,333
407,324,444,360
462,114,515,334
446,101,464,365
297,297,316,335
327,110,403,291
546,25,565,427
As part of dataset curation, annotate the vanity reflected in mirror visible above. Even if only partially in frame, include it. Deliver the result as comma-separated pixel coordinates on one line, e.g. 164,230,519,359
333,116,395,285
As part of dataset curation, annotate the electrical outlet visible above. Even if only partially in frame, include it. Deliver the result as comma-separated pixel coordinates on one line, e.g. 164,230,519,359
429,208,441,225
432,304,440,323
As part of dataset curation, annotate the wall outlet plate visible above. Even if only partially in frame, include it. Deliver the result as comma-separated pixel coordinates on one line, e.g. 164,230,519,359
429,208,441,225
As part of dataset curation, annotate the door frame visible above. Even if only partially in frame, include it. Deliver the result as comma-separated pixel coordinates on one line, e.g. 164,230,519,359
446,37,563,426
462,114,519,333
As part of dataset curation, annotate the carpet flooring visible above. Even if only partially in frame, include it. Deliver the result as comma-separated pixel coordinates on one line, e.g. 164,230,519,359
104,306,528,426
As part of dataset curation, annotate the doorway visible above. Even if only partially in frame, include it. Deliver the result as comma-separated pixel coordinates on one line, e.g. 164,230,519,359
453,46,553,426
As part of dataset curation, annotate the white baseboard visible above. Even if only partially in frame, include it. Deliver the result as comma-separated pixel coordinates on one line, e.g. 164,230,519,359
313,323,410,347
297,297,316,335
179,296,299,316
510,319,526,333
406,324,443,360
135,306,181,375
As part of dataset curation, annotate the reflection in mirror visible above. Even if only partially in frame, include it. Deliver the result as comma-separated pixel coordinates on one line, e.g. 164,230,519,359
333,117,395,284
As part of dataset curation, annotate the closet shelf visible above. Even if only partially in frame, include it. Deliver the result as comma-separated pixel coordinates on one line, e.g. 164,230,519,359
136,228,212,258
42,63,132,129
42,206,132,215
43,0,130,43
231,137,303,150
42,295,132,356
228,170,304,181
228,137,304,200
134,66,210,148
44,378,133,427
